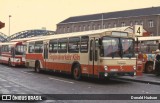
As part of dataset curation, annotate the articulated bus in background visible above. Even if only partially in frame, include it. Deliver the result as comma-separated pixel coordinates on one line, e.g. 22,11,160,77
0,42,26,66
25,29,137,80
8,35,56,66
135,36,160,73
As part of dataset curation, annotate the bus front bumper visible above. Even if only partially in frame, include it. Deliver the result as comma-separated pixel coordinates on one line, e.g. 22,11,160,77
99,72,135,78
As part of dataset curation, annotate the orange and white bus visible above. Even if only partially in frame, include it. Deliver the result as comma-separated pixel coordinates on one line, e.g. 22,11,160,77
25,29,137,80
0,42,26,66
135,36,160,73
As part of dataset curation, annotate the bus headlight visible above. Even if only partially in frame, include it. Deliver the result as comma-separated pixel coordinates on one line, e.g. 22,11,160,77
15,59,20,62
104,65,108,71
104,73,108,77
133,65,136,70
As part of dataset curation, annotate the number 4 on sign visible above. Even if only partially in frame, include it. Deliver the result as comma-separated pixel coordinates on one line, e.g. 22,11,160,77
134,25,143,36
137,27,141,34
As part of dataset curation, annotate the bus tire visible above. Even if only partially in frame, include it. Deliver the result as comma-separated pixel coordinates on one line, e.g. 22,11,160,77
72,64,81,80
145,62,153,73
35,61,41,73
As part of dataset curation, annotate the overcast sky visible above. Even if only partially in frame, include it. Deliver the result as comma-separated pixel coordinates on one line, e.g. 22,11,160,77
0,0,160,35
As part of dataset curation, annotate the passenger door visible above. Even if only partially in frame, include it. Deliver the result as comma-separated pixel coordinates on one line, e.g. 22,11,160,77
43,42,48,69
89,37,99,77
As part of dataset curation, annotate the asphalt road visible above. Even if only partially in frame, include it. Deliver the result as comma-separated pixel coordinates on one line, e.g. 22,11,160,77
0,64,160,103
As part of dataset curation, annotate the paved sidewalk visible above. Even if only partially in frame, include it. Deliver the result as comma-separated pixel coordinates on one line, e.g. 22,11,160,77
115,74,160,85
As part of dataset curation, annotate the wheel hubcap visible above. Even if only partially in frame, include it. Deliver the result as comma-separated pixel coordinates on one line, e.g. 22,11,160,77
74,68,79,77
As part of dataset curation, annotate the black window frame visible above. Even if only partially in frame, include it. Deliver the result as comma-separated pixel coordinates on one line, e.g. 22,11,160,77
58,38,68,53
49,39,58,53
68,37,80,53
34,41,43,53
28,42,35,53
80,36,89,53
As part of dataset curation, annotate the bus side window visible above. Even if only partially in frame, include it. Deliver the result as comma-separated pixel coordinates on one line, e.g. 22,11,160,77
34,41,43,53
2,45,9,52
58,38,68,53
49,39,58,53
68,37,80,53
28,42,35,53
80,36,89,53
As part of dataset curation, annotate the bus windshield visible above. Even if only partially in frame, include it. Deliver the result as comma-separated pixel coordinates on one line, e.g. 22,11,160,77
100,37,134,58
15,45,26,55
121,38,134,58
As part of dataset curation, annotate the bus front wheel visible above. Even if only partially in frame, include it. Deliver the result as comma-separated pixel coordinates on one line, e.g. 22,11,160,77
35,62,41,73
72,64,81,80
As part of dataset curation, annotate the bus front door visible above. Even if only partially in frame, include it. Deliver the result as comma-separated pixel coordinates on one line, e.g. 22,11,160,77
43,43,48,69
89,38,99,77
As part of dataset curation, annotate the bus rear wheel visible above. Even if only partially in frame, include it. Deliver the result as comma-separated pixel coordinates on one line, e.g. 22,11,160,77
35,62,41,73
72,64,81,80
145,63,153,73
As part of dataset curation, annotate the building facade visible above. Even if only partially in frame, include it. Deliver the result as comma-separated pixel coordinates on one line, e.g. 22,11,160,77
56,7,160,36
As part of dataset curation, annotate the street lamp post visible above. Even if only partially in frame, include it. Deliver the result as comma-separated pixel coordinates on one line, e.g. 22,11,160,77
9,15,11,41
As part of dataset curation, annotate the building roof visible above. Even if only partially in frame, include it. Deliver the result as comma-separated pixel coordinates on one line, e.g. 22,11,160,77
59,7,160,24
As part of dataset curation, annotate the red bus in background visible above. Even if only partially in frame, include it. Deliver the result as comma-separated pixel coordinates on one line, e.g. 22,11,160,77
0,42,26,66
135,36,160,73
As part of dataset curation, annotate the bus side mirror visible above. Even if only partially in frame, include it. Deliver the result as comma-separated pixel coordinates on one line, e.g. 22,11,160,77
99,38,102,45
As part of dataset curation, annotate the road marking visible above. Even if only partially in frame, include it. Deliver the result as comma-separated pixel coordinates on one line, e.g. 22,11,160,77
48,77,74,84
21,71,33,75
0,66,12,70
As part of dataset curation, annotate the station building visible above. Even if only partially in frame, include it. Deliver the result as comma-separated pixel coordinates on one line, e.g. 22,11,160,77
56,7,160,36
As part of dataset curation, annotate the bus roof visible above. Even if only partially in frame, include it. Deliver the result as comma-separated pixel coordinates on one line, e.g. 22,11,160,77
27,28,133,43
0,41,22,46
136,36,160,41
11,35,53,42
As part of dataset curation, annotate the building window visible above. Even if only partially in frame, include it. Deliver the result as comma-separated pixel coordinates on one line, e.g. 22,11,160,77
149,20,154,28
79,26,81,31
58,27,61,33
130,21,133,26
114,23,117,27
103,24,105,29
67,27,70,32
135,21,138,25
63,27,65,33
93,25,96,30
121,22,125,27
108,23,111,28
140,21,143,26
74,26,76,32
83,25,85,31
98,24,101,29
88,25,90,30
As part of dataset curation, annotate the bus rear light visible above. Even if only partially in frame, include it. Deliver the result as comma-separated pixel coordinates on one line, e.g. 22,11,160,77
104,65,108,71
133,65,136,70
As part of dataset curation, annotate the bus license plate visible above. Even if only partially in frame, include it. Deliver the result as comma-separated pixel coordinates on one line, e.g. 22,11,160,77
110,69,118,72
